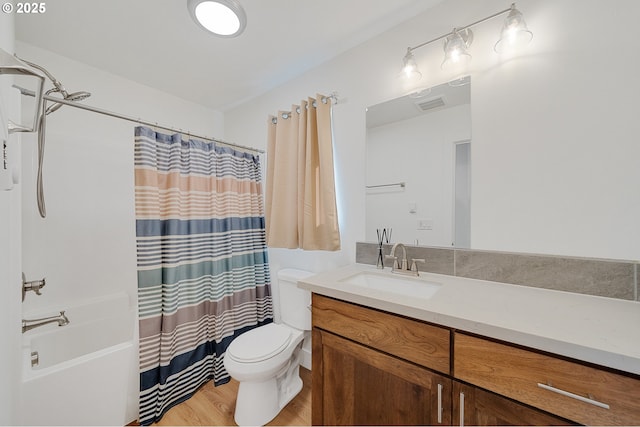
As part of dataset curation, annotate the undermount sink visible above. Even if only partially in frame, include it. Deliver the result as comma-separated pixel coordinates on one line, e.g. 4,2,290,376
339,270,441,299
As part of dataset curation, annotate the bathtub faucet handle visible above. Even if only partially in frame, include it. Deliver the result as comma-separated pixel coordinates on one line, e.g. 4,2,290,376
22,272,46,301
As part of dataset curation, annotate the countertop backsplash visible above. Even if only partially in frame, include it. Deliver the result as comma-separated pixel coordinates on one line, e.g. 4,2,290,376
356,242,638,301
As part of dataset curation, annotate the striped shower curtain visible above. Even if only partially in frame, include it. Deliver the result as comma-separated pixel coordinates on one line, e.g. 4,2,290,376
134,126,273,425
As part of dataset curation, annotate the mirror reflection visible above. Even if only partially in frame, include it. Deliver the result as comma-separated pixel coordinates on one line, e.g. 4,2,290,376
365,79,471,248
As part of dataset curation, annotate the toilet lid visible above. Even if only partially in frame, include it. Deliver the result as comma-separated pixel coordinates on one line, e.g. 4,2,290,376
227,323,292,363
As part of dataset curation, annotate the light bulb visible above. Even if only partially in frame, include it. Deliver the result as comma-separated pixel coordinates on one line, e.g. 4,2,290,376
195,2,240,35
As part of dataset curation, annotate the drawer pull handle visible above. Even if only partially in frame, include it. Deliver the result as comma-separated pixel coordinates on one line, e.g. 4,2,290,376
437,383,443,424
459,391,465,427
537,383,610,410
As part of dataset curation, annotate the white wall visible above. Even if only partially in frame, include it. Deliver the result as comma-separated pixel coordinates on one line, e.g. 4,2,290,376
17,42,224,422
366,104,471,246
225,0,640,264
471,0,640,260
0,11,22,425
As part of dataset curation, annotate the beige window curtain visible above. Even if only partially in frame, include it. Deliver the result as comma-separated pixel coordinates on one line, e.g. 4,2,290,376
266,94,341,251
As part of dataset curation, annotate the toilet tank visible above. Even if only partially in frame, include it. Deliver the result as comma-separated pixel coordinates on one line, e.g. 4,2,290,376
277,269,314,331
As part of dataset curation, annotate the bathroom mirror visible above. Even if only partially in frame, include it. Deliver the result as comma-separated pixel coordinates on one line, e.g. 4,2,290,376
365,79,471,247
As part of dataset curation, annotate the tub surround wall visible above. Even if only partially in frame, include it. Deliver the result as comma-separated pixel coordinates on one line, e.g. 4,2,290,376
356,242,638,301
0,11,22,425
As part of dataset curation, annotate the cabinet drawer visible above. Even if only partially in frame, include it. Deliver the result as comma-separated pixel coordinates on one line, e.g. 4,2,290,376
454,333,640,426
312,294,450,374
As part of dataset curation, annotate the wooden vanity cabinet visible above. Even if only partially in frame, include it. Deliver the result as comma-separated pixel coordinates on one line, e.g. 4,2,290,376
311,294,639,426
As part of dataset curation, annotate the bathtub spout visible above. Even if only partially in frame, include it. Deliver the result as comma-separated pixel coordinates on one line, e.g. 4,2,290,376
22,310,69,333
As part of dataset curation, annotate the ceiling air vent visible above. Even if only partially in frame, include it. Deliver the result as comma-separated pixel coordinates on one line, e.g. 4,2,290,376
414,96,446,112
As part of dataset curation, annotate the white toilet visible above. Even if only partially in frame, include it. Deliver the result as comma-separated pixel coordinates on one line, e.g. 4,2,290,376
223,268,313,426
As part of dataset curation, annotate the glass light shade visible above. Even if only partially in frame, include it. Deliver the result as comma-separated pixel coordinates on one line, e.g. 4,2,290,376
401,49,422,80
494,5,533,53
187,0,247,37
441,29,472,69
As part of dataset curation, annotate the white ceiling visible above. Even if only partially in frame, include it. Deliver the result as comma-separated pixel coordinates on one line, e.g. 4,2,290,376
15,0,443,111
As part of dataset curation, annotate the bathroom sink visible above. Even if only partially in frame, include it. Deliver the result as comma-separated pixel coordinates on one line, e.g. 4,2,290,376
339,271,441,299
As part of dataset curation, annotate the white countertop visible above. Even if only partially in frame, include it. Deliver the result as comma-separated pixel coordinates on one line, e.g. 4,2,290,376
298,263,640,375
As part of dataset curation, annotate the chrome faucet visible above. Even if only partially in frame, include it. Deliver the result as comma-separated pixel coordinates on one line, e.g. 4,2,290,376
22,310,69,333
386,243,425,276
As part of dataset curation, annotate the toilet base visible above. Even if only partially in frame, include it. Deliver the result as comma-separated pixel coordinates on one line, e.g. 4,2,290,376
234,366,303,426
233,347,304,426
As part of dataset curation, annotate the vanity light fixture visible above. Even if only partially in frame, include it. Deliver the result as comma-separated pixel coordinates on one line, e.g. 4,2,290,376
401,2,532,81
187,0,247,38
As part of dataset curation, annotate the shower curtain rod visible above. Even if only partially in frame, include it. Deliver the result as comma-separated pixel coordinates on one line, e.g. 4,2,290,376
15,86,265,154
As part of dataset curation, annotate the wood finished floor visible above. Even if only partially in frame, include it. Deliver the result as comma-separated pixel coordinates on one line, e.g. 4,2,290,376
152,368,311,426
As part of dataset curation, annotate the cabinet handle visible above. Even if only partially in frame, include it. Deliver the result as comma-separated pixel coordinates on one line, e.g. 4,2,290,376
459,392,465,427
437,383,443,424
537,383,610,410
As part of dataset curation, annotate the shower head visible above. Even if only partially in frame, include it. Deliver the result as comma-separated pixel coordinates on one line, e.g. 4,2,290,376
66,91,92,101
45,90,92,115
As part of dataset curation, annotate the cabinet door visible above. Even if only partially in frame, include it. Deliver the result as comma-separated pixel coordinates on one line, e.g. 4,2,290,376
452,381,574,426
313,329,452,426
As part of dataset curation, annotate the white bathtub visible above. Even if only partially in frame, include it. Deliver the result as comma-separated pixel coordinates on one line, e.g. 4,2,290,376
19,293,136,426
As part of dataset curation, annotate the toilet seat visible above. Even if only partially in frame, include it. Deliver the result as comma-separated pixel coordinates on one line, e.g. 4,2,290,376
227,323,292,363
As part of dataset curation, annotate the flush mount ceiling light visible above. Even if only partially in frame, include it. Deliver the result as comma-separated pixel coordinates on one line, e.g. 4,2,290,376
187,0,247,38
400,2,533,82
